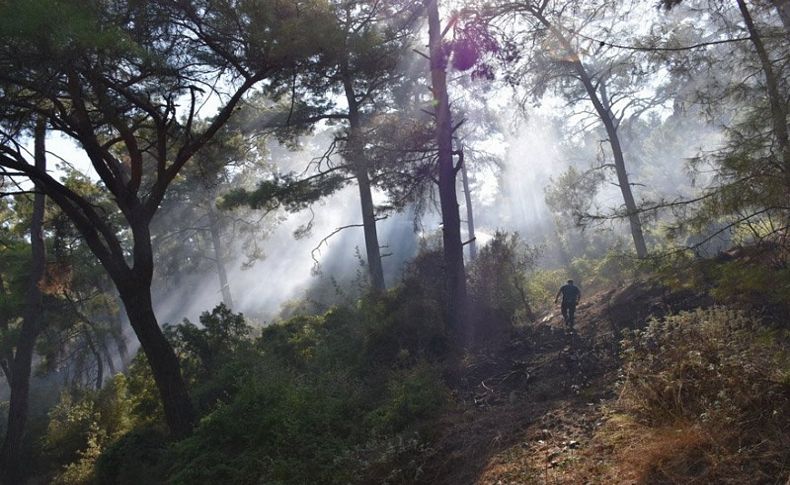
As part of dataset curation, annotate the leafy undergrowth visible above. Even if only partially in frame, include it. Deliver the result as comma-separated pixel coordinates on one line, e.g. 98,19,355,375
599,308,789,484
40,243,790,484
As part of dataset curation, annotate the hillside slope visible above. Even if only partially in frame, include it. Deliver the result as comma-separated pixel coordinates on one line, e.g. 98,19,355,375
419,266,788,484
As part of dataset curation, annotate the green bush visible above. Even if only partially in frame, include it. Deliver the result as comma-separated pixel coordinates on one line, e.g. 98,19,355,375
468,231,538,323
87,268,451,484
165,365,366,484
366,362,449,434
158,291,448,484
44,375,136,484
526,247,648,315
709,258,790,312
569,249,646,292
526,268,566,314
165,304,256,413
94,427,169,485
362,286,447,367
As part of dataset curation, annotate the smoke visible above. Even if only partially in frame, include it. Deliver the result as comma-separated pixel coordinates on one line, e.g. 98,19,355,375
149,136,423,327
31,4,735,362
482,114,560,231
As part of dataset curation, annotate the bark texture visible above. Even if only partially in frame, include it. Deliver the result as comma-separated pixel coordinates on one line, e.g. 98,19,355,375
737,0,790,192
0,119,47,485
343,73,386,292
427,0,468,332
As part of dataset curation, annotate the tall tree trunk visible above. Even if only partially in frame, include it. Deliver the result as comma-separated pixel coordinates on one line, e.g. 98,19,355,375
343,74,385,292
207,206,233,307
116,280,195,438
737,0,790,191
83,327,104,390
427,0,468,332
65,220,195,438
109,218,195,438
0,118,47,485
530,9,648,258
355,168,386,291
0,273,10,381
459,150,478,260
597,83,649,258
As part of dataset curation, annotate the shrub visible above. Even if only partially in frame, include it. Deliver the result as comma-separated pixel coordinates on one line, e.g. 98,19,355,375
525,268,566,314
92,274,451,485
165,304,255,413
468,231,538,324
165,365,366,484
94,427,169,485
164,291,449,484
618,307,790,482
568,248,646,293
44,375,136,484
709,257,790,314
363,286,447,368
366,362,450,434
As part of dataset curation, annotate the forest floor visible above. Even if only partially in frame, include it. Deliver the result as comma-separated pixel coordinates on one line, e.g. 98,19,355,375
420,279,714,484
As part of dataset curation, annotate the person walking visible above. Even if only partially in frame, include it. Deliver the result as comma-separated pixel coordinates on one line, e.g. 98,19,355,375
555,279,581,330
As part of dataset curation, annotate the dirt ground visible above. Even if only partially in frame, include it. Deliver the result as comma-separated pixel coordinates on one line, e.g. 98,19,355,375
419,280,713,485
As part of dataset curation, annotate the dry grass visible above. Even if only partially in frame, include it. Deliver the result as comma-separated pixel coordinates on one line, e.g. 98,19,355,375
565,308,790,485
442,301,789,485
588,416,714,484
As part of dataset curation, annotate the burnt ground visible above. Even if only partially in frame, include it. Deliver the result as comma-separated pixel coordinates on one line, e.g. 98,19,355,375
418,280,713,485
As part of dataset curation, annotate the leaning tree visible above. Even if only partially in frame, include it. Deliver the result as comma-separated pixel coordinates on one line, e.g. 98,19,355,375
489,0,667,258
0,0,330,439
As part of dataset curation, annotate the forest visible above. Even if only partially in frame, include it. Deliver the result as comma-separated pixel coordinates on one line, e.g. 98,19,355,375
0,0,788,483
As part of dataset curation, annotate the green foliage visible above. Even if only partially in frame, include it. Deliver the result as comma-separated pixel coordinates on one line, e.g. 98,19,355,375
168,285,446,483
526,247,648,313
165,304,255,412
94,427,169,485
362,286,447,367
90,293,448,484
0,0,136,58
678,112,789,243
166,353,447,484
366,363,449,434
468,231,538,323
545,166,605,225
44,375,136,484
653,245,790,317
45,395,98,468
398,243,446,306
166,366,365,484
567,248,647,292
0,241,27,350
122,354,165,429
708,257,790,312
219,172,348,212
525,268,567,313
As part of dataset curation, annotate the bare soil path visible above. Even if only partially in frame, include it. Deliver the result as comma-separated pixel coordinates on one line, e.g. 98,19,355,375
420,281,712,484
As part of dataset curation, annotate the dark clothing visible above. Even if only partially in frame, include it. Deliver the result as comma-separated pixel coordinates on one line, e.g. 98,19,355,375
557,284,581,327
561,301,576,327
558,284,581,304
